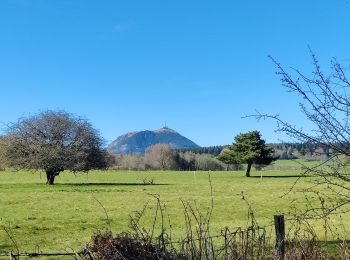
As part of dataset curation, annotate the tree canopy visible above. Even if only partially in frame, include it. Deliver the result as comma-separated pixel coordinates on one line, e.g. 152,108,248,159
0,110,108,184
217,131,274,177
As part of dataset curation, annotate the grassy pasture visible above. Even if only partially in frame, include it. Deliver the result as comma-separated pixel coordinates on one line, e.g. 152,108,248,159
0,165,347,254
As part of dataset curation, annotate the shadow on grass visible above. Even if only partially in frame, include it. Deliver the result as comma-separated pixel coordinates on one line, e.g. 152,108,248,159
250,175,309,178
56,182,169,186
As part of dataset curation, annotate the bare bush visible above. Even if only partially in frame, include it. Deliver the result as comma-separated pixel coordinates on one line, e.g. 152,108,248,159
89,232,184,260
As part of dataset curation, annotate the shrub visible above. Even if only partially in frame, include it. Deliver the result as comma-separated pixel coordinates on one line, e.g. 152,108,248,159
88,232,185,260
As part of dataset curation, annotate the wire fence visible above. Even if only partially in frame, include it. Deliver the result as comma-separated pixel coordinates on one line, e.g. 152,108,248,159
0,217,276,260
1,214,343,259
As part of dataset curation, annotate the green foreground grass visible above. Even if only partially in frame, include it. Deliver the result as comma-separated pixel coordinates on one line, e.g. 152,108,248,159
0,166,348,254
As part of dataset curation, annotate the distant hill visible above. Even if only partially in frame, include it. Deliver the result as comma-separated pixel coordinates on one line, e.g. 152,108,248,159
107,127,200,154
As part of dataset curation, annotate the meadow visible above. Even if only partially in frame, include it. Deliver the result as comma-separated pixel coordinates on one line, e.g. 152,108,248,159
0,163,347,255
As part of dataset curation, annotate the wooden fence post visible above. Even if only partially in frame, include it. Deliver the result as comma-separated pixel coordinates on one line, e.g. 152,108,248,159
274,215,285,260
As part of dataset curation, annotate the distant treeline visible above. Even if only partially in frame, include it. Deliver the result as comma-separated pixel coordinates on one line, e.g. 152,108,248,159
175,146,226,156
269,143,332,161
109,144,242,171
106,142,333,171
177,143,332,161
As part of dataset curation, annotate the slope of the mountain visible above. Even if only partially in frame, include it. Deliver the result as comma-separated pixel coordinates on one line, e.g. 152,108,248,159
107,127,200,154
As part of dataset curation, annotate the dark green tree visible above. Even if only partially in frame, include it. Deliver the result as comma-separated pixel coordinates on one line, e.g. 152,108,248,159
217,131,274,177
0,110,109,184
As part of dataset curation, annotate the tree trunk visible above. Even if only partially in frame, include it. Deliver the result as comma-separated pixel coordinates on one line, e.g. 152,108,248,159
46,171,56,185
246,163,252,177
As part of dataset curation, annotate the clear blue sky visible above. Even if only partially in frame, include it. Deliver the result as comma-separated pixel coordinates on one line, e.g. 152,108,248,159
1,0,349,146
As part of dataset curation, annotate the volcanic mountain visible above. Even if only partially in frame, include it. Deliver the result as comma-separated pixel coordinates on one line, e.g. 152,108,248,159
107,127,200,154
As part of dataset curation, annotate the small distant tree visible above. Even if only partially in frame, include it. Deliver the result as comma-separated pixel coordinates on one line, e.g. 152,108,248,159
218,131,274,177
0,110,108,184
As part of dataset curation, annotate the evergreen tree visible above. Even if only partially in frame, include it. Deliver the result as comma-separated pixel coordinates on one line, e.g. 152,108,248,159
217,131,274,177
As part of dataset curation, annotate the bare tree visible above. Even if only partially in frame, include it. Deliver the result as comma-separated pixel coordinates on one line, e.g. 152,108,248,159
145,144,174,170
255,50,350,216
0,110,108,184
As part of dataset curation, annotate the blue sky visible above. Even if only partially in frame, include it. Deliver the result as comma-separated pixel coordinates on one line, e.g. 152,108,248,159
0,0,349,146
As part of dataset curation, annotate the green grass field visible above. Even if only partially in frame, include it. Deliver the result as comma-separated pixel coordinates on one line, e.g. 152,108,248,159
272,159,322,167
0,166,347,254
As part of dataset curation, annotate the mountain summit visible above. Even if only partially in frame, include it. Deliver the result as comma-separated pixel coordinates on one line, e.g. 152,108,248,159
107,127,200,154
